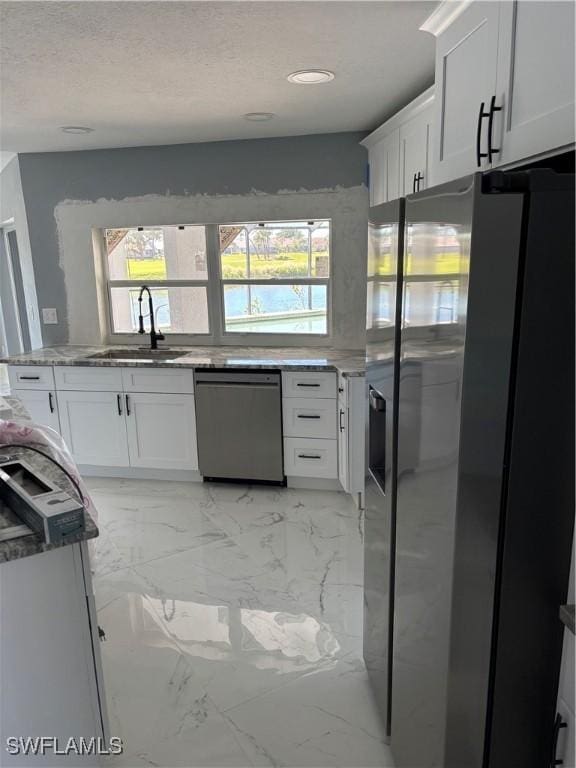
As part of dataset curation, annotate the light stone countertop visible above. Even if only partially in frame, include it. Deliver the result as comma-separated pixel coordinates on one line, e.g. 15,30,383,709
0,396,98,564
1,345,366,377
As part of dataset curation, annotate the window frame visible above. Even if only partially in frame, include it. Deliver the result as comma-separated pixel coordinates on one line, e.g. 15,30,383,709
218,219,332,340
99,219,333,345
102,224,213,341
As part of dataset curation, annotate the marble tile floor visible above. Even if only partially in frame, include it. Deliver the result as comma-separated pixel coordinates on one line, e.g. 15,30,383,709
87,477,394,768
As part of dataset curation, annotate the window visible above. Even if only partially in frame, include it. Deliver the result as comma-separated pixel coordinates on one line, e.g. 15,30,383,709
104,226,210,335
219,220,330,335
366,221,396,331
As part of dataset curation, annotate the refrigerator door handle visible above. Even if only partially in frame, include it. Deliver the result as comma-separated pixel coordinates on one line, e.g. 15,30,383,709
369,388,386,412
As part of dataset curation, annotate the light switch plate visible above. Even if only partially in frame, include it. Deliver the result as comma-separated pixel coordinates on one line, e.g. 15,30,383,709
42,308,58,324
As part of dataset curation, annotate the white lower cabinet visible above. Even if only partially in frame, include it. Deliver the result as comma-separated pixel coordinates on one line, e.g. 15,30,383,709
284,437,338,479
337,375,365,495
12,388,60,432
57,390,129,467
124,392,198,470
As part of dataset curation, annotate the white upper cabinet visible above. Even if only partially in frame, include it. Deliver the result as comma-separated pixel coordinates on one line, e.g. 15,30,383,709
367,130,400,206
423,0,575,184
428,1,500,183
495,0,575,167
399,101,434,195
362,87,434,205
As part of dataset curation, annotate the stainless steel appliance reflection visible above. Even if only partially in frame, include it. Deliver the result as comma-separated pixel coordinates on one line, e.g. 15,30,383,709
364,171,575,767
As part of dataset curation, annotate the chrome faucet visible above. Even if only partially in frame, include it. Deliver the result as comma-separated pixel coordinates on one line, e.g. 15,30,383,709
137,286,165,350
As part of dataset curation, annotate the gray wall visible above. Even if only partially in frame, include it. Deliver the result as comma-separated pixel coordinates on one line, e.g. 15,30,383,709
17,132,369,347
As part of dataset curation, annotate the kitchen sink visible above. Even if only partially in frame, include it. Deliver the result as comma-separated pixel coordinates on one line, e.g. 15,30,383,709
85,349,188,362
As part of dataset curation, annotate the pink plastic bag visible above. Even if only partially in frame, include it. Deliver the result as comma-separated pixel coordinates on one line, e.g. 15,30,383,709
0,418,98,522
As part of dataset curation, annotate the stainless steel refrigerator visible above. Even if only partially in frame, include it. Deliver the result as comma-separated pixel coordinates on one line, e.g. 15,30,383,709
364,170,574,767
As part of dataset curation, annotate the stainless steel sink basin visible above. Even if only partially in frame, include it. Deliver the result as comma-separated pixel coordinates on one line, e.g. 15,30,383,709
85,349,188,362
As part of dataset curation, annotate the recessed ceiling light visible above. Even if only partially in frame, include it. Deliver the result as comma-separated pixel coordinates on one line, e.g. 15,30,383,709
287,70,335,85
243,112,276,122
61,126,94,134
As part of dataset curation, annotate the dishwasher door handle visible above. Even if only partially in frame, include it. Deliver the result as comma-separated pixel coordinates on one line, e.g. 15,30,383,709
195,381,279,389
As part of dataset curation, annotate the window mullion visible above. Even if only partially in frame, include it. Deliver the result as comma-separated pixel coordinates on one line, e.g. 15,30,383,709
205,224,223,342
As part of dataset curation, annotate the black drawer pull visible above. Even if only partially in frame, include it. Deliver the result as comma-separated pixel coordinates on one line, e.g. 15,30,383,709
48,392,55,413
298,453,321,459
125,394,131,416
20,375,40,381
297,414,321,419
297,382,320,387
116,394,123,416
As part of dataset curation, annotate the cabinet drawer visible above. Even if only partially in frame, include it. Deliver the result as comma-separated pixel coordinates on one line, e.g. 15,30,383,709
54,366,123,392
282,397,336,439
9,365,54,390
282,371,337,399
122,367,194,394
283,437,338,479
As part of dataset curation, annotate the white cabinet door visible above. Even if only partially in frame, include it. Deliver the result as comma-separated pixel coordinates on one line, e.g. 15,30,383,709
57,390,129,467
338,396,349,492
495,0,575,168
0,544,105,766
368,129,400,205
338,376,365,496
432,1,500,183
125,392,198,470
399,104,434,195
12,388,60,433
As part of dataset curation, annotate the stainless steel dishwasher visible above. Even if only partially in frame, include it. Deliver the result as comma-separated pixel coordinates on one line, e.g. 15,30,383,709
194,370,284,483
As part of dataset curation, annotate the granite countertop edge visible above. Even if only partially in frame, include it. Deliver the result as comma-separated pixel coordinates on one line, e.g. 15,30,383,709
1,345,367,377
0,517,99,565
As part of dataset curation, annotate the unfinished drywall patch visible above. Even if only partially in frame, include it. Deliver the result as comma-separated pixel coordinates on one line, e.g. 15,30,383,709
55,184,368,348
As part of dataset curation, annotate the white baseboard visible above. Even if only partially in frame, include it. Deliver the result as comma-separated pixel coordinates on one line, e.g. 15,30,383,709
77,465,202,482
286,476,344,491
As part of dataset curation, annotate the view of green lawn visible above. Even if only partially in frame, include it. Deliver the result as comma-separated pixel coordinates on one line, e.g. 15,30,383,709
126,251,330,280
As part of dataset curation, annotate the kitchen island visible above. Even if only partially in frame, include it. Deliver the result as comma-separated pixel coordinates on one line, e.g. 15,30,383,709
0,427,108,765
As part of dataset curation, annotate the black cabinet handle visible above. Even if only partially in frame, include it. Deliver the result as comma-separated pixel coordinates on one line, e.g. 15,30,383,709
20,375,40,381
48,392,54,413
125,394,131,416
415,171,424,192
117,394,123,416
298,454,321,460
550,712,567,766
412,173,417,193
297,414,320,419
487,94,502,163
476,101,490,167
297,382,320,388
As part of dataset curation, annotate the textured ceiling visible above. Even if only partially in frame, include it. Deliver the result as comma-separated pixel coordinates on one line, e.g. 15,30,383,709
0,1,437,153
